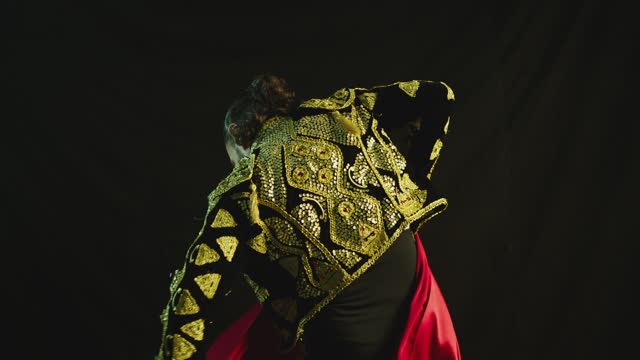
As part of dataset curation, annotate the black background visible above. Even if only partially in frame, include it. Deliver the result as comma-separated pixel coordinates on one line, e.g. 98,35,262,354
9,1,637,359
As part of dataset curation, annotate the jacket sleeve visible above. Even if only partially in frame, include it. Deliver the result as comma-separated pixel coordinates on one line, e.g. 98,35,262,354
156,178,272,360
356,80,456,185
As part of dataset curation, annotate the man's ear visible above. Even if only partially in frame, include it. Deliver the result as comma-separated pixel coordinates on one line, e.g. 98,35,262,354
227,123,239,144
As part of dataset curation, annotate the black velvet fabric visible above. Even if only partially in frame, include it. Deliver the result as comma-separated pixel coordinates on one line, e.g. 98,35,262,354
303,229,417,360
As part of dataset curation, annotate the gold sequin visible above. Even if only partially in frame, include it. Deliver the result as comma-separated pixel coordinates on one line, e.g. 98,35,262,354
381,197,402,230
337,201,355,218
292,203,321,239
254,145,288,207
265,217,303,247
365,135,396,173
380,128,407,172
300,193,327,222
317,168,333,184
291,166,310,184
210,208,237,228
216,236,238,262
193,244,220,265
180,319,204,341
293,143,311,157
172,334,196,360
306,241,327,261
175,289,199,315
346,164,368,189
193,273,221,299
298,88,355,110
316,145,332,160
296,113,360,146
444,117,450,134
332,249,363,269
296,276,325,299
348,154,378,189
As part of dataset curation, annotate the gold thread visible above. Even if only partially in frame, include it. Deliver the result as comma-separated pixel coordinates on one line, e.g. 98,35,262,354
346,164,368,189
300,195,327,221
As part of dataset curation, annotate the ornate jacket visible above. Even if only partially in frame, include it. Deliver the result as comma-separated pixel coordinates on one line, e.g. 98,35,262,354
156,79,455,360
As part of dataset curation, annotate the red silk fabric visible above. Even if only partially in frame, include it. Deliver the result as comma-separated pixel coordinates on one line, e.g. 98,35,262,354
206,233,461,360
395,233,461,359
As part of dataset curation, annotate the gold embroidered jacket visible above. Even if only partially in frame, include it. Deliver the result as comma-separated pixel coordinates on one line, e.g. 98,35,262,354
156,80,455,359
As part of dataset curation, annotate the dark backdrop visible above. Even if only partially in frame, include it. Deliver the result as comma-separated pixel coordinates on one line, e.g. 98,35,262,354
9,1,637,359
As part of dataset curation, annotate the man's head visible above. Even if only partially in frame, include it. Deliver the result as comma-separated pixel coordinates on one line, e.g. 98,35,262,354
223,74,297,166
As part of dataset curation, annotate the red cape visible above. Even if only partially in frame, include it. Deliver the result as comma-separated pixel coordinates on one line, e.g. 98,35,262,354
206,233,461,360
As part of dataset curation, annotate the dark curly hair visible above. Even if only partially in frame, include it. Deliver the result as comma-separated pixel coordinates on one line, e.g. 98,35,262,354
224,74,298,148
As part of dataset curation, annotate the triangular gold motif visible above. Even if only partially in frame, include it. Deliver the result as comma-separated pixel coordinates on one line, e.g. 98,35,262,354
180,319,204,341
398,80,420,97
278,256,300,277
194,273,221,299
172,334,197,360
216,236,239,262
358,223,377,243
312,260,343,290
247,232,268,254
195,243,220,266
175,289,200,315
211,208,237,228
269,298,298,322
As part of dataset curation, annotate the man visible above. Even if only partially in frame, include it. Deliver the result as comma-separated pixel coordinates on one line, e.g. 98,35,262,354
156,74,461,360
